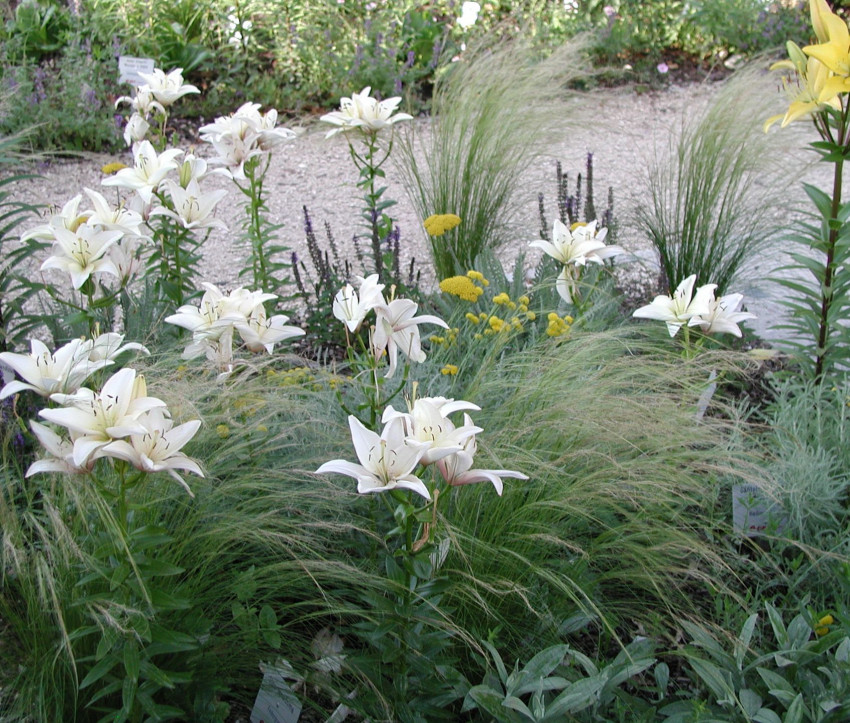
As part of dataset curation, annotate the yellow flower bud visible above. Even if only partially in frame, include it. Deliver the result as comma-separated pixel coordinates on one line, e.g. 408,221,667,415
465,312,481,324
440,364,459,376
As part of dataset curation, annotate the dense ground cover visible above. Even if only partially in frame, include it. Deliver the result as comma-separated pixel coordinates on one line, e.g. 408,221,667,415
1,1,849,722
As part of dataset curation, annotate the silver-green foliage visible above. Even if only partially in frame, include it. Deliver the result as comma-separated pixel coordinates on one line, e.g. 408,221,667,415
664,604,850,722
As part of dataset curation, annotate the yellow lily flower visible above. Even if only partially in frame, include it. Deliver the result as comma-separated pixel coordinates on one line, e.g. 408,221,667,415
810,0,834,44
803,3,850,82
764,54,843,131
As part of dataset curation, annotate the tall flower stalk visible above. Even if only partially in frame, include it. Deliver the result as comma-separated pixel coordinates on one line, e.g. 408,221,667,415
766,0,850,381
321,87,412,281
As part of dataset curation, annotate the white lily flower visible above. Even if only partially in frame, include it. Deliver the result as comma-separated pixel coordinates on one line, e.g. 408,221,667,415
21,194,90,242
88,332,149,362
383,397,482,465
457,1,481,29
633,274,717,337
106,235,149,286
372,298,448,378
530,219,614,268
26,421,92,476
40,224,123,289
137,67,199,106
320,87,413,138
332,273,386,332
688,292,757,338
234,306,304,354
83,188,147,238
178,154,212,188
101,408,203,496
436,413,528,495
150,179,229,231
40,367,167,468
123,112,150,146
115,86,166,118
102,140,183,203
0,338,109,399
315,415,431,500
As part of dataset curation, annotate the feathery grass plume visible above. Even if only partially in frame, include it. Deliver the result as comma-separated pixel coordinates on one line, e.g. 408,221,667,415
427,330,766,649
397,37,595,280
635,63,793,296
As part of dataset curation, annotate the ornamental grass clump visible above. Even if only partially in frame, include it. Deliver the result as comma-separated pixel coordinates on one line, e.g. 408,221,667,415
636,64,791,297
398,38,596,279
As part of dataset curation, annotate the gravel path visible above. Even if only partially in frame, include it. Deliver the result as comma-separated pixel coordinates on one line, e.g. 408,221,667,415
8,80,830,343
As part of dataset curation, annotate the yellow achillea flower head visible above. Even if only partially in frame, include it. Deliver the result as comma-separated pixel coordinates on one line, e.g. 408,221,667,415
518,295,530,306
465,312,480,324
467,270,489,286
216,424,230,438
493,292,511,305
488,316,505,332
439,275,484,302
440,364,459,376
546,313,572,338
424,213,461,236
101,161,128,175
526,311,536,321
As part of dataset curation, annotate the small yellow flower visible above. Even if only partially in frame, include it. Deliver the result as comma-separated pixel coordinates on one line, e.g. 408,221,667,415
815,614,835,636
511,316,522,330
216,424,230,439
547,312,560,322
101,161,128,175
465,312,480,324
564,315,574,324
493,292,511,305
474,333,482,340
256,424,268,433
526,311,536,321
467,269,490,287
479,312,488,321
440,364,459,376
507,301,517,310
518,304,528,313
439,275,484,302
488,316,505,332
430,335,446,345
424,213,462,236
518,295,530,306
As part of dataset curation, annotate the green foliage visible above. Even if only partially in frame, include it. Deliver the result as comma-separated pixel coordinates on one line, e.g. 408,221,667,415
464,637,657,721
2,0,72,63
0,30,121,152
0,125,42,351
636,66,789,295
663,603,850,722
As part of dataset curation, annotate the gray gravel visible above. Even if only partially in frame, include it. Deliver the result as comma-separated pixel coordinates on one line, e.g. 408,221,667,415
8,80,834,344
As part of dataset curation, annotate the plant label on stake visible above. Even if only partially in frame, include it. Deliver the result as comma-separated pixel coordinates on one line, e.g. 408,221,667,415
250,661,302,723
732,484,786,537
118,57,155,87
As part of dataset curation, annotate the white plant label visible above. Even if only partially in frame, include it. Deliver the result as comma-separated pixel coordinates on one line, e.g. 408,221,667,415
250,663,301,723
732,484,784,536
118,56,155,87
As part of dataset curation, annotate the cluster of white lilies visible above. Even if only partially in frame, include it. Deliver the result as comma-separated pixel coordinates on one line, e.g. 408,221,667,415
633,274,757,339
0,334,203,493
165,282,304,375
